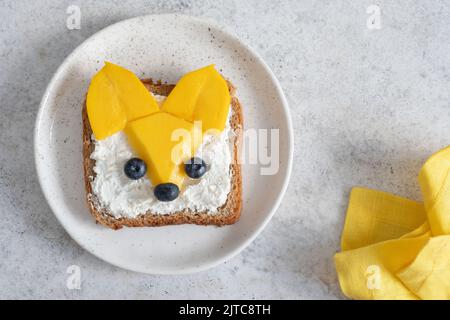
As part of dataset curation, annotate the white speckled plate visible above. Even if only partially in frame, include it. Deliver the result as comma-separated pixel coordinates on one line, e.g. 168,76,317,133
35,14,293,274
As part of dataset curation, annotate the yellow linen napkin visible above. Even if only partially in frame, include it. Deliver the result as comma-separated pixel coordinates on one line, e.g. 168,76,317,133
334,146,450,300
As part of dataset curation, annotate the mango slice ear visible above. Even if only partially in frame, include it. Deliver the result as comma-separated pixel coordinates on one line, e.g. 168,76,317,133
87,62,159,140
162,65,231,132
124,112,202,187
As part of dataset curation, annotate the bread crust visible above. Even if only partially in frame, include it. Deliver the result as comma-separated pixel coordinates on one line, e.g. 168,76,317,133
82,79,243,229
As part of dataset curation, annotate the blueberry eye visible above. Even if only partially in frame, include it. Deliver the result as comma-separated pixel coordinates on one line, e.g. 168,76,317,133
184,157,207,179
124,158,147,180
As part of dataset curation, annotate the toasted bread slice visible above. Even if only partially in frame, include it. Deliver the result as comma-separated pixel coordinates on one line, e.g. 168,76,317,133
82,79,243,229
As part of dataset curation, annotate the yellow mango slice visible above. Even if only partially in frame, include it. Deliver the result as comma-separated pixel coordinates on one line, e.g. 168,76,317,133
86,70,126,140
87,62,159,140
124,112,202,187
162,65,231,132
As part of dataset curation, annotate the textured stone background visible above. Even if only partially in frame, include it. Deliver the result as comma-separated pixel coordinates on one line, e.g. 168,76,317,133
0,0,449,299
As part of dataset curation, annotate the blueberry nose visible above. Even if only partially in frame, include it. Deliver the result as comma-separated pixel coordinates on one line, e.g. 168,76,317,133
154,183,179,202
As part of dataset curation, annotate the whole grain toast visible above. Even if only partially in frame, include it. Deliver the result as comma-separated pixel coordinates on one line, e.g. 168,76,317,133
82,79,243,229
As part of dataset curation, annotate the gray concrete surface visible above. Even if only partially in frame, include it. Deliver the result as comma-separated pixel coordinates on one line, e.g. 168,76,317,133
0,0,449,299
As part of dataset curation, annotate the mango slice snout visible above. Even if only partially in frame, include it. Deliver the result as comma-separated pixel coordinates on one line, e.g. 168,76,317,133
124,112,202,187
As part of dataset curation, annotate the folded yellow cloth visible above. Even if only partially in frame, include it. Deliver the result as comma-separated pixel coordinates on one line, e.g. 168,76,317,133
334,146,450,300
